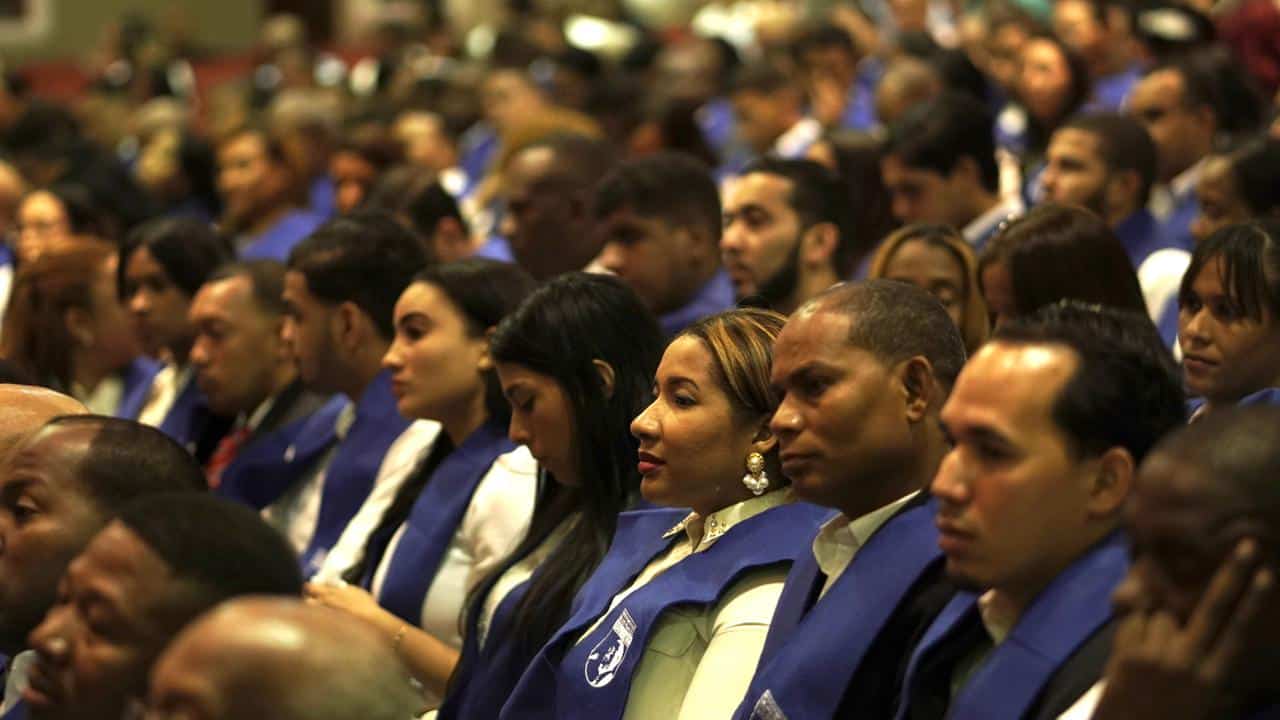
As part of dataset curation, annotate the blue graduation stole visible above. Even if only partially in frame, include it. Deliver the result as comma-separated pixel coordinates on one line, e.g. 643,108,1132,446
114,357,163,420
1,699,24,719
895,532,1129,720
501,501,827,720
1239,388,1280,409
299,371,413,576
736,498,942,720
373,422,516,624
214,394,348,509
439,574,537,720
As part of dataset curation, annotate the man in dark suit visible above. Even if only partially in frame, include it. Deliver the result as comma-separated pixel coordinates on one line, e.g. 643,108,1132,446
188,259,332,492
896,302,1185,720
734,280,966,720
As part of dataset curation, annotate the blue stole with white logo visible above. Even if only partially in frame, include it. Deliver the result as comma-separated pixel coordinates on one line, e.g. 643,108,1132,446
500,501,827,720
372,422,515,623
215,394,348,509
894,532,1129,720
299,371,413,575
735,497,942,720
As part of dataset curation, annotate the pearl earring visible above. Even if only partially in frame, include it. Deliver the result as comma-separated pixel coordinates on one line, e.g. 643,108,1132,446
742,452,768,496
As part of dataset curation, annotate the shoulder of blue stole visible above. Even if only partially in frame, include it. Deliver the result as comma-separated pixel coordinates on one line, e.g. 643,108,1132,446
114,357,163,420
901,532,1129,720
1240,388,1280,408
739,498,943,720
214,394,346,509
1,698,24,719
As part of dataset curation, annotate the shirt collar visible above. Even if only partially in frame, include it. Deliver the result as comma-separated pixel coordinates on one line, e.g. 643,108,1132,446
334,403,357,441
976,589,1021,646
1,650,34,714
1170,157,1206,200
662,488,792,552
773,117,823,159
963,195,1024,245
812,491,919,578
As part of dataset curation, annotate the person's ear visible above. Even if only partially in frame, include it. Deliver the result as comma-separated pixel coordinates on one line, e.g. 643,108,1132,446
749,422,778,456
334,301,367,351
64,307,94,348
898,356,937,423
476,326,497,372
801,222,839,267
592,359,616,399
1087,446,1135,517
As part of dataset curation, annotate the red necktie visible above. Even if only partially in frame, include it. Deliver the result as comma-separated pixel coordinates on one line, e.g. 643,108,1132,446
205,426,252,489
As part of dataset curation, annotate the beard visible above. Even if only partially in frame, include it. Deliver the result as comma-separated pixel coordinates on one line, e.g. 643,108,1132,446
749,237,803,312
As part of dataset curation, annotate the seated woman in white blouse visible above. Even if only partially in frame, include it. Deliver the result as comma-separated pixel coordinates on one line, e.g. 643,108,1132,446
304,259,538,706
500,308,828,720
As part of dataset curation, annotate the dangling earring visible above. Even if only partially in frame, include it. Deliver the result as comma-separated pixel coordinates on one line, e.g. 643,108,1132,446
742,452,769,496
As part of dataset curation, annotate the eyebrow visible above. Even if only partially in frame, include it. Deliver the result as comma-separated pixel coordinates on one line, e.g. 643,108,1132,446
661,375,700,391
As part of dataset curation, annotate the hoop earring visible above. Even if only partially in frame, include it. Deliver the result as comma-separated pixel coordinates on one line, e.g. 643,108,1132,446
742,452,769,496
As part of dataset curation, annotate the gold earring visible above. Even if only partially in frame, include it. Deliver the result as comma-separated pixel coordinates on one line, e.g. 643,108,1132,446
742,452,768,496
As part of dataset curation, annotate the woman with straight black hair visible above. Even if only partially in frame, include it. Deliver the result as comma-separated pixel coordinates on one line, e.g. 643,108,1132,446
978,204,1150,333
501,308,827,720
436,272,665,720
306,258,539,709
117,217,235,459
1179,220,1280,417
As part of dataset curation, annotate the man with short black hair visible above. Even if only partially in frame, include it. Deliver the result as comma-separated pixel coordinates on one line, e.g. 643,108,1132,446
280,212,438,576
1053,0,1144,111
0,410,205,717
147,598,422,720
721,158,852,314
1041,113,1189,329
729,64,821,163
882,92,1023,250
24,493,302,720
188,260,332,493
736,280,965,719
895,302,1185,720
593,152,734,336
1128,59,1220,247
499,133,619,281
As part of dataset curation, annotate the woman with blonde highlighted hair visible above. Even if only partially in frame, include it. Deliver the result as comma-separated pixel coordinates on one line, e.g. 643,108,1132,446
869,224,989,354
501,307,827,720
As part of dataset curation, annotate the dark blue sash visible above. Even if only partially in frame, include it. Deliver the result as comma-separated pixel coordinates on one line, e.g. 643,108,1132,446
501,501,827,720
895,532,1129,720
1,699,24,719
736,498,942,720
374,422,516,624
215,395,348,509
299,371,413,575
439,576,535,720
114,357,163,420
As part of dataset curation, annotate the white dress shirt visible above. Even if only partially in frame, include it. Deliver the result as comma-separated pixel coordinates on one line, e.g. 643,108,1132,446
137,364,192,428
813,491,920,598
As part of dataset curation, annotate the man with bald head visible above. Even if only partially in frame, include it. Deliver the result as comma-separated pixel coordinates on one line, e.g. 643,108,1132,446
0,413,204,716
147,597,421,719
0,386,85,460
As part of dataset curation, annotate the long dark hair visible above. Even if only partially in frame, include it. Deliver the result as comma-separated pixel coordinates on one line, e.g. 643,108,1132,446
473,272,663,658
979,204,1148,320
